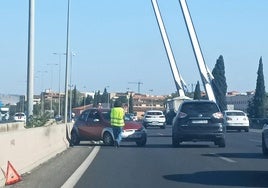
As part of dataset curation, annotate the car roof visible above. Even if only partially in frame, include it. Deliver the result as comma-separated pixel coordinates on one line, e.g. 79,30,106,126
224,110,245,113
85,108,110,112
15,112,25,115
146,110,163,112
181,100,217,104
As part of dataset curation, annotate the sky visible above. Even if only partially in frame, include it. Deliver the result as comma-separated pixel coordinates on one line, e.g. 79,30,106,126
1,0,267,96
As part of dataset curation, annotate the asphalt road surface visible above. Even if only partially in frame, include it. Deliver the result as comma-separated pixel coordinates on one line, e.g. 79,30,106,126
8,125,268,188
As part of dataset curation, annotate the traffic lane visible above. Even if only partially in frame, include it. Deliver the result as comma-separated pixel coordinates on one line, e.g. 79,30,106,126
75,127,268,188
9,143,94,188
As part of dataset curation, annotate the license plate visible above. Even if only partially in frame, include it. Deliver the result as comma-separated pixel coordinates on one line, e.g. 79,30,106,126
192,120,208,124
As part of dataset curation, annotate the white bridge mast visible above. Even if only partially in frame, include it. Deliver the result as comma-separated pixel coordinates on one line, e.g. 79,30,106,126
179,0,216,102
151,0,186,97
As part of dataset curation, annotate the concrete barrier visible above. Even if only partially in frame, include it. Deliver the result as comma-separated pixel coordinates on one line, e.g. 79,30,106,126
0,122,26,132
0,123,72,187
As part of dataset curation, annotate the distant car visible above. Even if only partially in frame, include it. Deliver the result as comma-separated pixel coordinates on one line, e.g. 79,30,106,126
142,110,166,129
125,113,136,121
55,115,63,122
71,108,147,147
262,123,268,155
172,100,226,147
223,110,249,132
13,112,26,122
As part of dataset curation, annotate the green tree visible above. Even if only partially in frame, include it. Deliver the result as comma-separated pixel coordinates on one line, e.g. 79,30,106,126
93,91,101,107
73,86,78,108
252,57,266,118
247,98,255,118
212,55,227,111
193,81,201,100
102,88,109,104
129,94,134,113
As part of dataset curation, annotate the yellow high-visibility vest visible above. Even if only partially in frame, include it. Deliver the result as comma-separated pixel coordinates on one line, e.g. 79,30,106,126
110,107,125,127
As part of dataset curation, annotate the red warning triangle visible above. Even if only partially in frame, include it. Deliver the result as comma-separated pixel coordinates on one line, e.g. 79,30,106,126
5,161,22,185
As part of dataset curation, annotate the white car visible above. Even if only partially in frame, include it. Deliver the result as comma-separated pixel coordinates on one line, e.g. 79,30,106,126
142,110,166,129
223,110,249,132
13,112,27,122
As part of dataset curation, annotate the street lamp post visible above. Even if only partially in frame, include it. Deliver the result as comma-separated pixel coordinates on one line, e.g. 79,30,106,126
37,70,48,115
64,0,71,123
69,84,73,122
69,52,75,122
149,89,153,109
53,52,66,117
47,63,58,115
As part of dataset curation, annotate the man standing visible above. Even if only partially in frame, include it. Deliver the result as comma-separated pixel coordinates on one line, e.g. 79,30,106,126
110,100,125,147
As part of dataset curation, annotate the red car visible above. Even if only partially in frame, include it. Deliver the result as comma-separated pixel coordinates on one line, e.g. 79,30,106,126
70,108,147,147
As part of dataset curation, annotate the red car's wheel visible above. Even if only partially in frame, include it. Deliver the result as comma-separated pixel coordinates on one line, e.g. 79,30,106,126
103,132,114,146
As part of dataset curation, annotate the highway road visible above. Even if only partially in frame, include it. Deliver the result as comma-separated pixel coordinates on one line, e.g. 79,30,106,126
9,125,268,188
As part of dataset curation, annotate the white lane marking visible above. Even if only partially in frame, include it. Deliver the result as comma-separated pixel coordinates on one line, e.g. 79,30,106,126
61,146,100,188
209,153,236,163
249,139,262,143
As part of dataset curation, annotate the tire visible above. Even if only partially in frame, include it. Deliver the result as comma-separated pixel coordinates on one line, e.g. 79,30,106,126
71,132,80,145
262,134,268,155
217,138,226,148
136,137,147,147
245,128,249,132
172,135,181,148
103,132,114,146
160,125,166,129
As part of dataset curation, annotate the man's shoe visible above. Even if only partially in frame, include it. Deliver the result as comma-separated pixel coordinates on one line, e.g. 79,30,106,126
114,141,119,148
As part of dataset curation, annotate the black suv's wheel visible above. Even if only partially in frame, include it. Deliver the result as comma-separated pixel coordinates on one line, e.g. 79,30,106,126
172,136,181,147
262,134,268,155
215,138,226,148
136,137,147,147
103,132,114,146
71,132,80,145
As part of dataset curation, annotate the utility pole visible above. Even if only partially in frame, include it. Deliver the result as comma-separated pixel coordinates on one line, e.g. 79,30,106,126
27,0,35,119
128,81,143,94
64,0,71,123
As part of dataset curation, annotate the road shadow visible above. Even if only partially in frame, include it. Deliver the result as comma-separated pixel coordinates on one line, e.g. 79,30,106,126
147,134,172,138
163,170,268,187
73,141,219,149
202,152,267,159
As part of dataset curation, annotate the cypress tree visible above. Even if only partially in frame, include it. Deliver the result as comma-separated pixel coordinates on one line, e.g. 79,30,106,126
193,81,201,100
253,57,266,118
212,55,227,111
129,94,134,113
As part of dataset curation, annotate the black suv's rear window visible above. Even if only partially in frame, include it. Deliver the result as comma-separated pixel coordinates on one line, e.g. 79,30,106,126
147,112,163,115
181,102,219,115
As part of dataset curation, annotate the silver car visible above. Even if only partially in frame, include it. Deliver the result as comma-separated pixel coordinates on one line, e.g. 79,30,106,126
142,110,166,129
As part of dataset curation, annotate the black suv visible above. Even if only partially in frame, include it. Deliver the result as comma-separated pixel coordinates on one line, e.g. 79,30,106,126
172,100,226,147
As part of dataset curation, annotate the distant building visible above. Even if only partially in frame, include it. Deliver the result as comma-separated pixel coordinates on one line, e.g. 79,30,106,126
132,93,166,119
226,91,254,112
